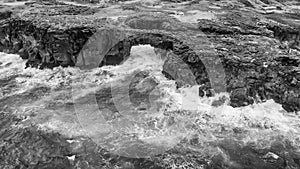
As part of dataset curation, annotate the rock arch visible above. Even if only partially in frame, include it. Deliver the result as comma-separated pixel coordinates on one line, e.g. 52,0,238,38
100,33,211,91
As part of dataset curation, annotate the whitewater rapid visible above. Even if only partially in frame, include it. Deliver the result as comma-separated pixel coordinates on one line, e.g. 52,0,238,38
0,45,300,159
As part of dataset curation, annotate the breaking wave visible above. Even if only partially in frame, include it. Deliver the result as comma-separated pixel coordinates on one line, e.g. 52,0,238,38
0,45,300,160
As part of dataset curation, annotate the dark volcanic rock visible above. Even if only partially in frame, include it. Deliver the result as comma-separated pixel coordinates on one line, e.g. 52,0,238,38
0,112,166,169
0,1,300,168
0,0,299,113
208,138,300,169
99,32,210,89
197,9,300,111
0,113,72,168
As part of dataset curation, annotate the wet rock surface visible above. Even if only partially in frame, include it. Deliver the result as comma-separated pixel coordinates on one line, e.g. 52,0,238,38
0,0,299,112
0,112,166,169
0,0,300,168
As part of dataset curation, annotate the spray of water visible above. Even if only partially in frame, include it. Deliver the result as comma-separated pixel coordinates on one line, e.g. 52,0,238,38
1,41,299,160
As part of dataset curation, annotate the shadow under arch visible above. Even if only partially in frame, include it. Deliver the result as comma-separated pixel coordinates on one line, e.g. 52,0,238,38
100,32,212,91
74,29,228,158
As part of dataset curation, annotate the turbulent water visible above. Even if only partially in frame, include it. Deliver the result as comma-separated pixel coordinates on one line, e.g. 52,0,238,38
1,45,300,168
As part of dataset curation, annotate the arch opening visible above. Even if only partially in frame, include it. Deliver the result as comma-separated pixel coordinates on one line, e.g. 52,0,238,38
99,33,211,91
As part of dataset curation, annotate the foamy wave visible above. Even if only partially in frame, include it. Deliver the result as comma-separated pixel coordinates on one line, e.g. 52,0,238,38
1,48,299,158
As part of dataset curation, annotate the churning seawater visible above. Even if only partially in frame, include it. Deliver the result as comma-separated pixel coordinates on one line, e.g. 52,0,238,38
0,45,300,165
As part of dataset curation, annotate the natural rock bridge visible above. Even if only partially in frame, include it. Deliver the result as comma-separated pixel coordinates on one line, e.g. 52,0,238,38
77,30,219,94
0,1,299,111
1,1,300,169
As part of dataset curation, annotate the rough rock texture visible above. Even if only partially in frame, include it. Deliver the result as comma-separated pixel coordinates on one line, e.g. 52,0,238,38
0,0,300,168
0,0,299,113
0,1,299,107
99,32,210,89
0,112,166,169
198,10,300,111
0,2,107,67
1,0,299,112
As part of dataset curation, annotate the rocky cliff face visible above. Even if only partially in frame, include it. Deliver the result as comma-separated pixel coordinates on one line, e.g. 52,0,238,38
0,0,300,169
1,0,299,112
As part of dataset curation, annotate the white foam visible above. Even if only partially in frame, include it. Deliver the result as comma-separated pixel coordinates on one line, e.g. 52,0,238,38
1,51,300,157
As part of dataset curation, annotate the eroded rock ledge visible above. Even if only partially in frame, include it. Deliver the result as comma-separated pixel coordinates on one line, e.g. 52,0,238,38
0,0,299,112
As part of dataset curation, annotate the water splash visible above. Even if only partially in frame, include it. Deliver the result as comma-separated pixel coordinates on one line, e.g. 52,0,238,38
0,49,299,160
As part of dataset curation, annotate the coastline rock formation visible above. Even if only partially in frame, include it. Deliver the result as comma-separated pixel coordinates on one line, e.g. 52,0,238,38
1,0,299,112
0,0,300,169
